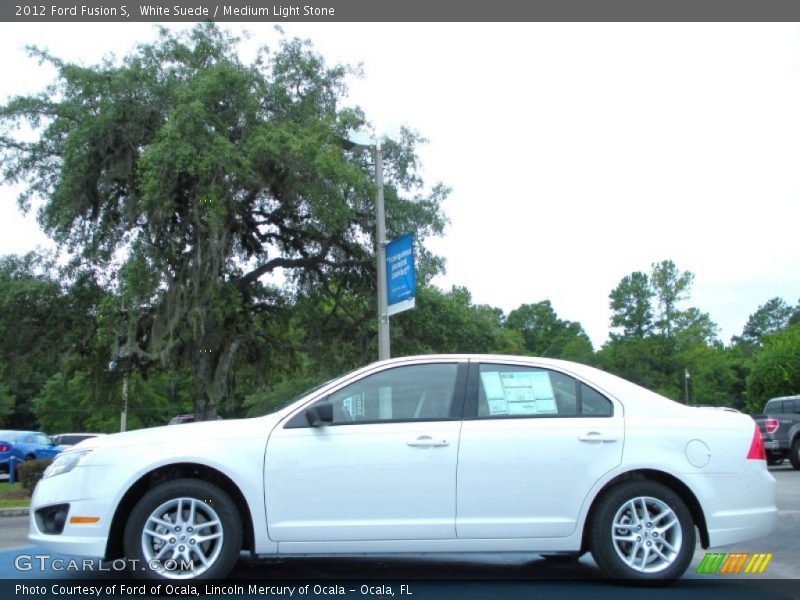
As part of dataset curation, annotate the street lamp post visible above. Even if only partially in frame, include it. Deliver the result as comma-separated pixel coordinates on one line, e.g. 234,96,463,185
684,368,690,405
346,132,391,361
373,140,390,361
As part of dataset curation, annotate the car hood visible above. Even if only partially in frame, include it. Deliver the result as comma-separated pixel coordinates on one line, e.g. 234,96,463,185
71,415,280,452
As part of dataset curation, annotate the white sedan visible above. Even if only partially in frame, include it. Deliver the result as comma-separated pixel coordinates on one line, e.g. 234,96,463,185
30,355,776,582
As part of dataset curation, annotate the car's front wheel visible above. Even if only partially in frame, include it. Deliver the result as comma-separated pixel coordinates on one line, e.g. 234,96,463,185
589,480,695,583
123,478,242,580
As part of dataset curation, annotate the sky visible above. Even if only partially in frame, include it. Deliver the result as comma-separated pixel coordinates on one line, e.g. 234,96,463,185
1,22,799,348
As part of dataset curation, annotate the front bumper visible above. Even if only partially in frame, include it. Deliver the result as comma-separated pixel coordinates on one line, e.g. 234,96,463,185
28,465,114,559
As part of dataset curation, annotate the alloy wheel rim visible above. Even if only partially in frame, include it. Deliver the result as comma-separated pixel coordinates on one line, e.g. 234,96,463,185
140,497,224,579
610,495,682,573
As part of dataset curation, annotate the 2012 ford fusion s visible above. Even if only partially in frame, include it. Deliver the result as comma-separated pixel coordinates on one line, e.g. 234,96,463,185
30,355,776,582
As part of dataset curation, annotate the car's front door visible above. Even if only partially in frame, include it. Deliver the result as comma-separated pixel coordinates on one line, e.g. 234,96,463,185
265,360,466,542
456,361,624,539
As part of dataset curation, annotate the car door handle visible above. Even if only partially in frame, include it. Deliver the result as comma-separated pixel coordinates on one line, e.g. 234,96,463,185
578,431,619,443
407,436,449,447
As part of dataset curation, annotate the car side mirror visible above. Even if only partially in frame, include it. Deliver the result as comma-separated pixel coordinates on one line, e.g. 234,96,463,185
306,400,334,427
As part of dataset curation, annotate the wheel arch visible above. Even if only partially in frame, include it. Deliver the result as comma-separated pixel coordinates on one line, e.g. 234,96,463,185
580,469,710,552
104,462,255,560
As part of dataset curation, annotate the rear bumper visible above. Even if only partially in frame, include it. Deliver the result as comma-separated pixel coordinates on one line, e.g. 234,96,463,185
762,439,787,451
684,461,777,548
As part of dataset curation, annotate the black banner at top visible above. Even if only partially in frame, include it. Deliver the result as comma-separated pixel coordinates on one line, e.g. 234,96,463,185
3,0,800,22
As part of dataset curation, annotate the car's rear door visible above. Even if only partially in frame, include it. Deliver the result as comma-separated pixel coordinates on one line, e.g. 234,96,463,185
456,360,624,539
265,359,467,543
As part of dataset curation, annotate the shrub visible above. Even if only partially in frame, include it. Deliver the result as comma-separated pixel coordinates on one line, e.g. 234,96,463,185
15,459,51,494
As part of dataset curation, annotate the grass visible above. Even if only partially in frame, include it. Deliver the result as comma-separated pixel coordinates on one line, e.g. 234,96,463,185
0,481,30,508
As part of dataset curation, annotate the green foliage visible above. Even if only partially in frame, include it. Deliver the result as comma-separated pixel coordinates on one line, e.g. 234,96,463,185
650,260,694,338
0,253,72,428
0,363,14,427
746,323,800,412
733,297,794,349
600,260,723,403
0,24,448,420
504,301,593,363
609,271,653,339
32,369,197,433
16,459,51,495
393,286,523,356
678,344,744,408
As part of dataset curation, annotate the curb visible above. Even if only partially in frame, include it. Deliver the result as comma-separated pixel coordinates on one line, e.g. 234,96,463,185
0,507,29,517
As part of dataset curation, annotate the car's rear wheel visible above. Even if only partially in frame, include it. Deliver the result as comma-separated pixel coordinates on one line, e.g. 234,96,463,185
589,480,695,583
123,478,242,580
789,438,800,470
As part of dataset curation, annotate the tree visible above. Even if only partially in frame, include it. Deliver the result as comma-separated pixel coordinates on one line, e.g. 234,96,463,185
393,286,522,357
608,271,653,339
0,25,448,420
0,253,69,428
599,260,726,403
0,364,15,427
650,260,694,337
746,323,800,412
734,297,793,347
505,300,594,362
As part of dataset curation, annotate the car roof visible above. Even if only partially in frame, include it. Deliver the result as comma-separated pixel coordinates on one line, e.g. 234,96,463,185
0,430,44,441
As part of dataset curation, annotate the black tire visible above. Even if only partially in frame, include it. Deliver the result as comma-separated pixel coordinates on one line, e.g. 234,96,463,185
123,478,242,580
766,453,784,467
789,438,800,470
589,480,695,584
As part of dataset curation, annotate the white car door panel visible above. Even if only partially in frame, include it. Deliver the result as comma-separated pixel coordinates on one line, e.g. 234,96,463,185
265,361,466,543
456,362,624,539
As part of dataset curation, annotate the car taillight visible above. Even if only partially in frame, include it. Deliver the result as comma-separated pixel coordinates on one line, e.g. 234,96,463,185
0,444,8,452
765,418,779,434
747,424,766,460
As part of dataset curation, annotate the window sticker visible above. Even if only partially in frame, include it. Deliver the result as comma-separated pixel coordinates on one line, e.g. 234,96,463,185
481,370,558,415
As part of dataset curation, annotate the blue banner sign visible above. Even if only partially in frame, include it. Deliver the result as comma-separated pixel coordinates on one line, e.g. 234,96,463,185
385,234,416,316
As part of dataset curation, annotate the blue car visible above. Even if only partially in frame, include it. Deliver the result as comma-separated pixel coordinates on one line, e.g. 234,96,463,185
0,430,64,473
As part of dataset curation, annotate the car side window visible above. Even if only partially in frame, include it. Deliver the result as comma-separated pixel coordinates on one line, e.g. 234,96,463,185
323,363,460,425
476,364,612,418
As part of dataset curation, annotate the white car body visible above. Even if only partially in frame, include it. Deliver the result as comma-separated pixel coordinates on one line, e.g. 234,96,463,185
29,355,777,581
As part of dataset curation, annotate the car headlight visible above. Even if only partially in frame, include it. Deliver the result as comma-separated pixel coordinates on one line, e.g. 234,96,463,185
43,450,92,479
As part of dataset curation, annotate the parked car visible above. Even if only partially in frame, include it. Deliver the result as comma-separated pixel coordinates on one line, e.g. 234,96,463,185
51,433,106,447
0,438,11,474
168,414,195,425
0,430,63,470
753,395,800,468
29,355,776,583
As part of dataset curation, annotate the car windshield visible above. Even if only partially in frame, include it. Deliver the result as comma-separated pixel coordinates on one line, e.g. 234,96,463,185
259,364,371,416
266,379,334,415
